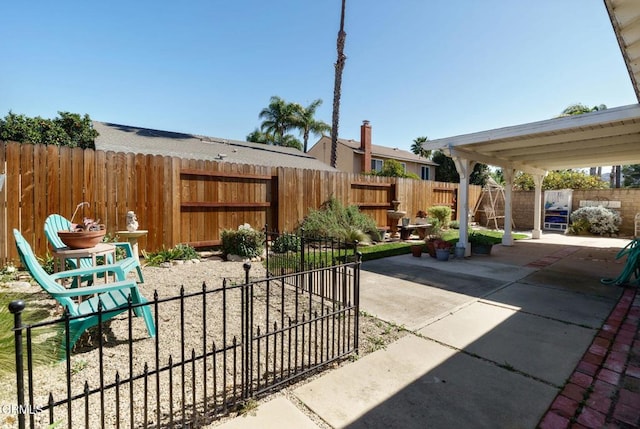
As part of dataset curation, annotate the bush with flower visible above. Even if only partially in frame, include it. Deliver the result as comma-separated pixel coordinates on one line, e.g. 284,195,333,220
569,206,621,236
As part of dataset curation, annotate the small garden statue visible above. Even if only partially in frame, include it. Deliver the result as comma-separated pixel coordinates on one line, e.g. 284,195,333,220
126,211,139,232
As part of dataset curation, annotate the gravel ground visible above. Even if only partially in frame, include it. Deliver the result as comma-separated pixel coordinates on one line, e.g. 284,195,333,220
0,257,406,428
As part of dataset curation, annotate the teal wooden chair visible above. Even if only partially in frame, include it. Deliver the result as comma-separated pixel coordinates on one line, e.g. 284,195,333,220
44,214,144,284
13,229,156,352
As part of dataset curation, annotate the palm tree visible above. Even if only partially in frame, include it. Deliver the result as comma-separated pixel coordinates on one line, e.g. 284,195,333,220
280,134,303,151
259,96,297,143
330,0,347,168
292,99,331,153
410,136,431,159
246,128,273,144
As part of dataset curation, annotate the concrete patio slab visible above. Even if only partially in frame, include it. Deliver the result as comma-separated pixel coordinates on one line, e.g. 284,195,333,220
294,335,557,429
418,301,597,386
521,265,625,299
359,270,476,330
362,256,507,298
484,281,619,328
213,396,319,429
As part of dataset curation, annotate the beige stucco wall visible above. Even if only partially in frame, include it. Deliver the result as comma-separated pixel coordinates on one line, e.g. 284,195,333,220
308,137,354,172
477,189,640,236
308,137,435,180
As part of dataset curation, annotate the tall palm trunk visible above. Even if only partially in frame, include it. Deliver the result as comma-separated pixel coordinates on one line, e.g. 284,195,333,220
330,0,347,168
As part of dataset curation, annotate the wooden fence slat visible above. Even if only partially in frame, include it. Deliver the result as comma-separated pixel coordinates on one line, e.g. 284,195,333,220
0,140,490,263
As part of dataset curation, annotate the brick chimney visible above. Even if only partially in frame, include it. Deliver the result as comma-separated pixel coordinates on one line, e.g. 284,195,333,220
360,120,371,173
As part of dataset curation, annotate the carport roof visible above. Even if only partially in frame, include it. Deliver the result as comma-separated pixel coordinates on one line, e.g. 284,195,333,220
422,1,640,175
421,104,640,175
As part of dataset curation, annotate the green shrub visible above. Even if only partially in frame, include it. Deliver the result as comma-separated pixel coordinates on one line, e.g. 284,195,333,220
142,243,200,266
468,231,501,245
37,253,56,275
300,197,381,243
221,225,265,258
428,206,452,227
271,233,301,253
567,218,590,235
569,206,621,236
448,220,460,229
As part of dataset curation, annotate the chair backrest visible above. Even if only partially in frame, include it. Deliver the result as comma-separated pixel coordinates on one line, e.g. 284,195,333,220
44,214,99,270
44,214,73,251
13,229,78,315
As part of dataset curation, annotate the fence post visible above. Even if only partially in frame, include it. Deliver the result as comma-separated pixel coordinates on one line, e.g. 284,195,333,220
264,224,269,277
353,247,362,354
242,262,251,399
300,228,305,273
10,300,26,429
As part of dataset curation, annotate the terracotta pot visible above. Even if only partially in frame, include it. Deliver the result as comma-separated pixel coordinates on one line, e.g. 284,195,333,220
57,229,106,249
411,245,423,257
426,241,437,258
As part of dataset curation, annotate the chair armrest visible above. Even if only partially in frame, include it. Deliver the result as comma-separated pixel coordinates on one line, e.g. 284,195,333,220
50,263,127,282
50,280,138,298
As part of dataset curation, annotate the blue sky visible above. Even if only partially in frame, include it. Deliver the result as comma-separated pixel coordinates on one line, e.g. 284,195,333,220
1,1,636,153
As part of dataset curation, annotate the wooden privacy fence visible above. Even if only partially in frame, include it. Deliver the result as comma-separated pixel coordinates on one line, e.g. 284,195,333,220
0,141,481,265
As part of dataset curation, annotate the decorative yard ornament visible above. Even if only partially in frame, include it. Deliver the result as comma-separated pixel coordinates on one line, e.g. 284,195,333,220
126,211,139,232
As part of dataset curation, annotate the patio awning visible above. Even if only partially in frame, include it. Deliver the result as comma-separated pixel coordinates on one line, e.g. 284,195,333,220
421,103,640,174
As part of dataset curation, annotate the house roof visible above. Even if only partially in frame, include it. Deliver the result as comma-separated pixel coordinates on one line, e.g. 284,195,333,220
92,122,337,172
420,3,640,175
331,137,437,165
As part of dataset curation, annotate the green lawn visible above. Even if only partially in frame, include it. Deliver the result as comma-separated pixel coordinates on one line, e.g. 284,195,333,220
265,230,529,268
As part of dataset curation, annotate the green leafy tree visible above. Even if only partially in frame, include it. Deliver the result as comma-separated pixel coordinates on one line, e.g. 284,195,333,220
246,128,273,144
432,150,489,186
557,103,617,186
489,169,505,185
0,111,98,149
280,134,303,151
513,170,609,190
622,164,640,187
410,136,431,159
368,159,420,179
291,99,330,153
558,103,606,117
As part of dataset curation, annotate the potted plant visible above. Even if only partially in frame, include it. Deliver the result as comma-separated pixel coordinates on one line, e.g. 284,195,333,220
434,239,452,261
424,219,443,258
469,231,497,255
410,242,424,257
415,210,428,224
57,202,107,249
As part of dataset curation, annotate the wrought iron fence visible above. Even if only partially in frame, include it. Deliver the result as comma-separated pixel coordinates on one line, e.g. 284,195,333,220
10,251,360,428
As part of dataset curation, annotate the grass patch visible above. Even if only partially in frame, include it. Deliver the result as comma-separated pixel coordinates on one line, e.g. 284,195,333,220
264,230,526,272
441,229,528,243
0,292,61,375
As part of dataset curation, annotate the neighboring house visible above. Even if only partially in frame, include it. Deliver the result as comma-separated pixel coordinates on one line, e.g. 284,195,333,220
92,122,337,171
308,120,437,180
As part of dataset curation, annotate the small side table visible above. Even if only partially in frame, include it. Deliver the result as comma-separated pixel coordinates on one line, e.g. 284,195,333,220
53,243,117,287
116,230,148,264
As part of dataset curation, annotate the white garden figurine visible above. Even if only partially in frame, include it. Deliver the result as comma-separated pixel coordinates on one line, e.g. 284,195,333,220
126,211,139,232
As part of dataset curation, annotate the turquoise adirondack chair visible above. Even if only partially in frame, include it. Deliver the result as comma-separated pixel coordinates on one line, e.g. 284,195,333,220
44,214,144,284
13,229,156,352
